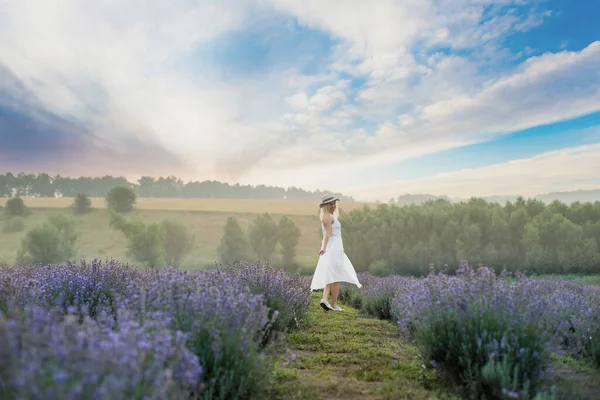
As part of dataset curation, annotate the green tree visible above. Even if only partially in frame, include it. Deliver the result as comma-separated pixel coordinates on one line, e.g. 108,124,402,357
217,217,252,264
161,220,195,268
427,232,443,266
278,216,301,269
110,213,163,267
248,213,280,261
17,214,77,264
4,197,26,218
457,223,482,263
320,196,600,275
71,193,92,214
521,223,546,272
368,259,393,276
482,243,499,266
105,186,137,213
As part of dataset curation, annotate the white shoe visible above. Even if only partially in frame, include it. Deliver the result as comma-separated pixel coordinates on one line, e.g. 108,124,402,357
320,299,333,311
332,306,343,311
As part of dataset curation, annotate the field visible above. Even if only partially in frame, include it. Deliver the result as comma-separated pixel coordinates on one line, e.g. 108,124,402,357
0,197,372,270
3,196,600,398
0,197,371,215
2,261,599,399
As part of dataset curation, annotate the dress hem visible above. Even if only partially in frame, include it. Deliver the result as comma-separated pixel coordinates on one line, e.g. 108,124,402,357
310,280,362,291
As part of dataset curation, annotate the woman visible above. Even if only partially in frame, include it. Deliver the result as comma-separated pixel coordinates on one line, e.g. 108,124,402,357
310,194,362,312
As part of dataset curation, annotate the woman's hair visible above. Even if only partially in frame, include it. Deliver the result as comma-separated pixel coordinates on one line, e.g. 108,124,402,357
319,201,339,221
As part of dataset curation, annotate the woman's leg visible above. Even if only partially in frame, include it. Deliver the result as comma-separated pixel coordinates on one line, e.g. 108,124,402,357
323,283,331,302
330,282,340,307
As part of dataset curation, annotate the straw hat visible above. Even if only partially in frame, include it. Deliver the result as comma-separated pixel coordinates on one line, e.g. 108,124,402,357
319,194,340,206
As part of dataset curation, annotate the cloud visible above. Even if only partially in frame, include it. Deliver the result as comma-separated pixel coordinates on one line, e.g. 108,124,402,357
0,0,598,192
0,103,188,179
418,42,600,138
0,0,256,177
0,66,189,177
347,143,600,201
240,40,600,187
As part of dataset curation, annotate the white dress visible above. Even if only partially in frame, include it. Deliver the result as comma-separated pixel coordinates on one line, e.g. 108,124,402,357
310,216,362,290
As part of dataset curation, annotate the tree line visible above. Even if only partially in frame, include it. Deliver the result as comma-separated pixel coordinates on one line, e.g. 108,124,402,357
341,197,600,276
3,186,302,270
0,172,352,201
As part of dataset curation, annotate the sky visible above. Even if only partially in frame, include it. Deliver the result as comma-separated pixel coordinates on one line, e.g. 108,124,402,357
1,0,599,201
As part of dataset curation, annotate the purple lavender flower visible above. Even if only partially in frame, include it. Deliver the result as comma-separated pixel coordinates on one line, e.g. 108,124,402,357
1,258,312,399
0,305,201,399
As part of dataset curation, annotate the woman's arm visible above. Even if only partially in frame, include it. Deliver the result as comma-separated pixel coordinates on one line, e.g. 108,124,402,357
319,215,333,255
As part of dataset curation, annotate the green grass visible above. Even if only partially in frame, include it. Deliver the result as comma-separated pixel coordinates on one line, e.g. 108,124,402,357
0,208,323,270
536,274,600,286
266,294,600,400
543,355,600,399
266,293,459,400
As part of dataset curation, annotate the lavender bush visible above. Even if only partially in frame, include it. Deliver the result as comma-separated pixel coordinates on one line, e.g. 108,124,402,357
528,278,600,367
0,258,137,318
339,272,423,320
361,274,423,320
0,306,201,400
391,266,596,399
339,272,373,309
217,263,311,338
122,267,275,399
0,258,311,400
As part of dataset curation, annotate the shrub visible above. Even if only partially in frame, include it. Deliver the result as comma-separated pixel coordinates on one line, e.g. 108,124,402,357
105,186,136,213
71,193,92,214
32,259,136,318
4,197,26,217
16,214,77,265
3,216,25,233
368,259,393,277
110,215,196,268
528,278,600,367
591,326,600,368
362,274,422,320
0,259,310,400
220,263,312,338
110,213,163,268
125,268,275,399
393,267,554,399
217,216,252,264
0,306,201,399
338,273,423,321
161,220,195,268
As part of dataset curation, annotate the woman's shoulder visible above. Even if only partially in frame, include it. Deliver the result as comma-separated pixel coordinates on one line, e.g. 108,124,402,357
321,213,334,226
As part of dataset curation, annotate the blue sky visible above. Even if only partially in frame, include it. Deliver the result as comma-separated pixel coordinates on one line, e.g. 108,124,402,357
0,0,599,201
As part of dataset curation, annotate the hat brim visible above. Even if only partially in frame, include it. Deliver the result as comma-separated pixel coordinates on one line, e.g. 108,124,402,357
320,198,340,206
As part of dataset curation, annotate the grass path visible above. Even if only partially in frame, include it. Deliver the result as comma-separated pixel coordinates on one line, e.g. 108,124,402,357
268,293,600,400
267,293,457,400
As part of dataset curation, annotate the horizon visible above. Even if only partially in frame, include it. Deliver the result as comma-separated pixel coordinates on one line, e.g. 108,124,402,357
1,0,600,201
2,170,600,204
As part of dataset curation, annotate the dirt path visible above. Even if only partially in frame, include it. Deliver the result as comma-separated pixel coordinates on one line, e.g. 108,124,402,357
267,293,456,400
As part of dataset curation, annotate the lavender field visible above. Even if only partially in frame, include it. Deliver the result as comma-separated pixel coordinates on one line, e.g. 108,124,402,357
0,259,311,399
2,260,600,399
340,266,600,399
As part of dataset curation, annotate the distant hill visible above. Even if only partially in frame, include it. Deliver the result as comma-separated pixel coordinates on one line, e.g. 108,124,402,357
534,189,600,204
390,190,600,205
481,195,520,204
394,194,452,205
